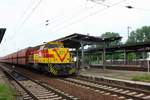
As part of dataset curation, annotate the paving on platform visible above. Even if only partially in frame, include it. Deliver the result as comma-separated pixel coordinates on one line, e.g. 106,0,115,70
79,67,150,81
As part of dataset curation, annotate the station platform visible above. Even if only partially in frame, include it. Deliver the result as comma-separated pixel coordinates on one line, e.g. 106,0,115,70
78,68,150,91
79,67,149,80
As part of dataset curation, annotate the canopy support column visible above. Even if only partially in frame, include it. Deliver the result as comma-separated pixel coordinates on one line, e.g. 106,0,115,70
124,49,127,65
142,48,146,67
102,43,106,69
111,52,114,64
76,48,79,68
81,41,85,68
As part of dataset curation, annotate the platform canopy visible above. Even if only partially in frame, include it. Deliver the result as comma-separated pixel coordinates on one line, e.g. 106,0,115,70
0,28,6,44
53,33,122,48
87,41,150,53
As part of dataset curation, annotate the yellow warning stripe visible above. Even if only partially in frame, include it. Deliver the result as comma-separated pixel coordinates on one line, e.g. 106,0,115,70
48,64,57,75
69,68,76,74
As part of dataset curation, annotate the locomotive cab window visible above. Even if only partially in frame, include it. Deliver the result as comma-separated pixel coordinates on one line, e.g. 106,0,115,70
45,43,64,48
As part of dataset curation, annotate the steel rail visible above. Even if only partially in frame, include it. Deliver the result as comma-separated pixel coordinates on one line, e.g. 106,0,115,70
61,77,149,100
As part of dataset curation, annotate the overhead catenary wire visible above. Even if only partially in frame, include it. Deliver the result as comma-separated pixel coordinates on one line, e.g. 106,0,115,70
13,0,37,33
44,2,104,28
11,0,125,36
50,0,150,31
16,0,43,32
45,0,150,33
2,0,36,47
20,0,122,34
8,1,103,47
3,0,150,56
88,0,110,7
49,0,150,33
10,0,42,40
125,5,150,12
91,0,150,11
1,0,35,55
24,4,96,30
25,0,126,37
8,0,126,42
18,0,107,35
48,0,126,33
1,0,43,54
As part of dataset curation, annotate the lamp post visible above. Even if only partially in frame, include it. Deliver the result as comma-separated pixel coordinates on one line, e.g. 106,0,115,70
127,26,131,38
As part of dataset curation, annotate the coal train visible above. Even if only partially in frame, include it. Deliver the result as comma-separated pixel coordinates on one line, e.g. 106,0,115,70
0,42,76,76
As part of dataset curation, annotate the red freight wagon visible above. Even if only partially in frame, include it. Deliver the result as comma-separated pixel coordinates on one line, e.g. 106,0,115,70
5,56,9,63
17,48,30,65
7,55,12,63
12,52,17,64
2,56,7,63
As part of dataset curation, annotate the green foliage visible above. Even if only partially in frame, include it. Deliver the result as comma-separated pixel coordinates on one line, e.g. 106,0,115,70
85,32,122,63
131,74,150,82
0,84,15,100
126,26,150,44
100,32,122,60
126,26,150,60
101,32,122,46
127,53,136,61
84,54,101,64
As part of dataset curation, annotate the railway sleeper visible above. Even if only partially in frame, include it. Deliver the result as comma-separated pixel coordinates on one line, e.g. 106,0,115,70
63,78,150,100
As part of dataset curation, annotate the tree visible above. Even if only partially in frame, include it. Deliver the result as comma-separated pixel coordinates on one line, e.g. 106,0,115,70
101,32,122,46
126,26,150,44
85,32,122,64
126,26,150,61
97,32,122,61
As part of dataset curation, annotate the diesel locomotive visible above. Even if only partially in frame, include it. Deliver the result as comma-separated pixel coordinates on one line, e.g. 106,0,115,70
0,42,76,76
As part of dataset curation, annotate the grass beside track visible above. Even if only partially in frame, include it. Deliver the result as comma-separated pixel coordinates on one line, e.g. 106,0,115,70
131,74,150,82
0,84,15,100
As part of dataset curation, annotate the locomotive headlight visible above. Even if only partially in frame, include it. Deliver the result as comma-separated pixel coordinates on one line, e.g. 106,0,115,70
73,57,77,62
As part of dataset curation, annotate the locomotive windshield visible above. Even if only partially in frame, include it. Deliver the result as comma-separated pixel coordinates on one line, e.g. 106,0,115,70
44,42,64,48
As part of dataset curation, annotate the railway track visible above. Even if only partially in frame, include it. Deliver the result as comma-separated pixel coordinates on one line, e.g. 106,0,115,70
58,77,150,100
1,64,149,100
1,67,78,100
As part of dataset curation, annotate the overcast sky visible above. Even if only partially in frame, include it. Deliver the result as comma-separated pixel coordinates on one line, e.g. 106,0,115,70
0,0,150,56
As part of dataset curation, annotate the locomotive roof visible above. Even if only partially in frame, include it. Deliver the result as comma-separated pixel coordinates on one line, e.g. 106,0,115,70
32,41,63,50
53,33,122,48
0,28,6,44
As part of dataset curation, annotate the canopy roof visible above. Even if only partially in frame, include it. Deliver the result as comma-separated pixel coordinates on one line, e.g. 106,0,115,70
87,41,150,53
53,33,122,48
0,28,6,44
